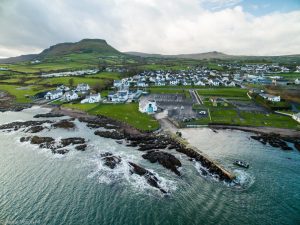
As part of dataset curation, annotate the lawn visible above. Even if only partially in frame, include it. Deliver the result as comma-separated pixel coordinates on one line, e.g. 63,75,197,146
64,103,160,131
197,88,248,99
239,112,299,129
148,87,191,98
184,108,299,129
63,103,99,111
88,72,121,80
0,84,46,103
37,76,105,87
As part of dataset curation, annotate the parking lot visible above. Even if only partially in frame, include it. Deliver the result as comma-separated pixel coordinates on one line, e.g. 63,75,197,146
144,94,201,121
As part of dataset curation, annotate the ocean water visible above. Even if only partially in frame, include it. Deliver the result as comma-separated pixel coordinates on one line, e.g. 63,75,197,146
0,107,299,225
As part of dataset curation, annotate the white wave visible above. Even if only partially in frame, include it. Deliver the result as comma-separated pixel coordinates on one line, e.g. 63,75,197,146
87,150,176,195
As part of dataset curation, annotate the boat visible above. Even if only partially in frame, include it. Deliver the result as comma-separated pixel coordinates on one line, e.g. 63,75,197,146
233,160,249,168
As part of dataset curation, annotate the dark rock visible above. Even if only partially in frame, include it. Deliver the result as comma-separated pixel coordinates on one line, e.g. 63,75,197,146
0,120,52,132
75,144,87,151
79,117,120,130
52,120,75,129
30,136,55,145
52,149,69,154
251,133,295,151
295,143,300,151
128,162,167,194
20,137,31,142
60,137,85,147
100,152,121,169
142,151,181,176
94,130,125,140
26,126,44,133
34,113,64,118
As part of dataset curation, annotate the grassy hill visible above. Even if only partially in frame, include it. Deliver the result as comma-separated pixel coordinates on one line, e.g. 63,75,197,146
38,39,121,60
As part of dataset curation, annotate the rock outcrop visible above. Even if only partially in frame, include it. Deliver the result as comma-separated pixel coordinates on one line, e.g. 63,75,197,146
129,162,167,194
251,133,294,151
142,151,181,176
52,119,76,129
100,152,122,169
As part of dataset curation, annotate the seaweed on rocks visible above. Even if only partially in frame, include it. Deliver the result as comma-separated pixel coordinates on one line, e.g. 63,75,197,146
75,144,87,151
250,133,294,151
142,151,182,176
94,130,125,140
34,113,64,118
19,136,87,154
0,120,53,132
26,125,45,133
52,119,76,129
100,152,122,169
128,162,167,194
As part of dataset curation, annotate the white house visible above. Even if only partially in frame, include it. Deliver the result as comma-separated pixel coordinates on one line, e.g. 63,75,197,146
260,94,281,102
117,90,129,102
64,91,78,101
81,93,101,104
169,79,179,86
194,80,205,86
113,80,122,88
155,81,166,86
292,113,300,123
226,81,236,87
57,85,70,92
209,79,220,86
295,78,300,85
139,99,158,114
137,81,148,87
45,90,63,100
76,83,90,92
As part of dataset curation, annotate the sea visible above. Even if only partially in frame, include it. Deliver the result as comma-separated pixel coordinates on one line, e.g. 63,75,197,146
0,107,299,225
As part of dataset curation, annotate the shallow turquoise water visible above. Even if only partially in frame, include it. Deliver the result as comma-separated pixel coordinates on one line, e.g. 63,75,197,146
0,107,299,225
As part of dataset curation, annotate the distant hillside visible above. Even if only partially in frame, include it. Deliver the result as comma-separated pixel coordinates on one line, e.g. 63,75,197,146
126,51,232,60
0,54,37,64
1,38,300,64
0,39,121,64
126,51,300,63
38,39,121,59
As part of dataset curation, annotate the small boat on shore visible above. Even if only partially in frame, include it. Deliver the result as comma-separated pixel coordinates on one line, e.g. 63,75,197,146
233,160,249,168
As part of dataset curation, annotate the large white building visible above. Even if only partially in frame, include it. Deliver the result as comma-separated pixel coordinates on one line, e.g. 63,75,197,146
139,99,158,114
260,93,281,102
45,90,63,100
63,91,78,101
81,93,101,104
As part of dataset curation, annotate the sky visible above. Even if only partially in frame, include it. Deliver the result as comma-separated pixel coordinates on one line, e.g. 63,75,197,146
0,0,300,58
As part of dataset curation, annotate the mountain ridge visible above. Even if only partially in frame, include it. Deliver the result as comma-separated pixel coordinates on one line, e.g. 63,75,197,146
1,39,300,64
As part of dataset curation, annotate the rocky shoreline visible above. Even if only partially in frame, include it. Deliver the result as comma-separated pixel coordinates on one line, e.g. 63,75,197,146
208,125,300,152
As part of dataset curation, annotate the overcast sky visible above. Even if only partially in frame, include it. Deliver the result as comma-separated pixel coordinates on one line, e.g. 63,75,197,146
0,0,300,58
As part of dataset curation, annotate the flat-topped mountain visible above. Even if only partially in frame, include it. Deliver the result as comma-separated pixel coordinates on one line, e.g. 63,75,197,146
1,39,300,64
38,39,120,59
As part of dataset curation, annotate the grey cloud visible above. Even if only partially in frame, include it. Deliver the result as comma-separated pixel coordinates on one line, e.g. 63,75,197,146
0,0,300,57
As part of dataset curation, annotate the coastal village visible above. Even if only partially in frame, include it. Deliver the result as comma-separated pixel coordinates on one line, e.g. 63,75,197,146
20,62,298,129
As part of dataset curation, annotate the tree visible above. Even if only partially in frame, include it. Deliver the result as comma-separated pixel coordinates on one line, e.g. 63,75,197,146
68,78,74,87
93,82,103,93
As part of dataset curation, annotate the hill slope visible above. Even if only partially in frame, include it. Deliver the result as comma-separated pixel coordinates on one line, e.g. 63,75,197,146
126,51,232,60
38,39,121,59
0,39,122,64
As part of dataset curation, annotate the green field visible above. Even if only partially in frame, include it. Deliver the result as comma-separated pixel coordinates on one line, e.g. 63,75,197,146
0,84,46,103
197,88,249,99
37,76,105,87
148,87,191,98
188,108,299,129
64,103,160,131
